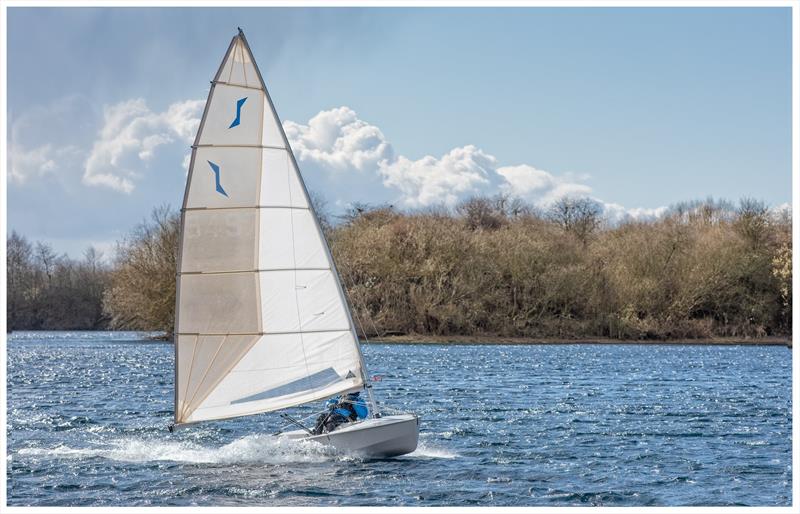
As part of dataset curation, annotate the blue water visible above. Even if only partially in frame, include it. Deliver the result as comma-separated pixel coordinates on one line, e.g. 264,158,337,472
6,331,792,506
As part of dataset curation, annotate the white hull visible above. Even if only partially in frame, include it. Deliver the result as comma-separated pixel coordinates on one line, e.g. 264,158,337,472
283,414,419,458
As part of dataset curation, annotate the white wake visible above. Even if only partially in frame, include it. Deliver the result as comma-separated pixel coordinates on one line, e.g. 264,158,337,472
16,434,333,465
16,432,458,464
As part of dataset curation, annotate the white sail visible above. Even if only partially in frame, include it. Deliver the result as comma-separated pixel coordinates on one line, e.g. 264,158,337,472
174,31,365,425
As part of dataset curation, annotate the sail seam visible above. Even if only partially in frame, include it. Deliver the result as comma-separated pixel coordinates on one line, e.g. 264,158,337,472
213,80,263,91
193,144,286,150
179,267,331,275
223,356,359,373
176,328,350,337
182,206,310,212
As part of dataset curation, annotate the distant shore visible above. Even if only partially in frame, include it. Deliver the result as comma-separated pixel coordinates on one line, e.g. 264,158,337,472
363,334,792,346
6,331,791,347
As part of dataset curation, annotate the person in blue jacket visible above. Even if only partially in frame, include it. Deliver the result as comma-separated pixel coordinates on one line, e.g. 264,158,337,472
311,391,368,435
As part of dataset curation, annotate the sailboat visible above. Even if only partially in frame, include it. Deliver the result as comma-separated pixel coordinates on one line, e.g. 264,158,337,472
171,29,419,458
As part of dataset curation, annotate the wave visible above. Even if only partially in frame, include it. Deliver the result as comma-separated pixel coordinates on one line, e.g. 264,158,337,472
408,439,459,459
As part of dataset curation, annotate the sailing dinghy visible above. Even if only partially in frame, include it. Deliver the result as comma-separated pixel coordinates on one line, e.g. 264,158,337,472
171,29,419,458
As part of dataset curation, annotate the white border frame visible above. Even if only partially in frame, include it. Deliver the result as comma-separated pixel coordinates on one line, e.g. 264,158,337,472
1,1,797,512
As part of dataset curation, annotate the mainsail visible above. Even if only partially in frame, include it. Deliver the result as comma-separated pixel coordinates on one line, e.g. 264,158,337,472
174,30,365,425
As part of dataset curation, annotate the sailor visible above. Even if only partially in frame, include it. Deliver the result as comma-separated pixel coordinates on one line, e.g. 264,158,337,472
311,391,368,435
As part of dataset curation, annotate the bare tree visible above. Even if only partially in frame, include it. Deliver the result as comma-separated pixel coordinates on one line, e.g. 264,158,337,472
457,196,506,230
307,189,332,234
7,193,792,341
102,206,180,333
6,232,110,330
34,241,58,286
548,197,603,244
7,232,33,330
734,197,770,248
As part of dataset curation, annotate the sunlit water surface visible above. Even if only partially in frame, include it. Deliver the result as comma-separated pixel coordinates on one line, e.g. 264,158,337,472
6,331,792,506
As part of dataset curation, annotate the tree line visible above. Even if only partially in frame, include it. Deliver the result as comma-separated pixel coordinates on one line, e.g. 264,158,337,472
7,232,109,330
6,196,792,340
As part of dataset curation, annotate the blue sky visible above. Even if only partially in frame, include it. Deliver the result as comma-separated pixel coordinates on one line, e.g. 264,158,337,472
6,7,793,258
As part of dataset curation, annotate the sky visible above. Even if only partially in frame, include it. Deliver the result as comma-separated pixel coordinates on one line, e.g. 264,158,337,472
5,6,794,258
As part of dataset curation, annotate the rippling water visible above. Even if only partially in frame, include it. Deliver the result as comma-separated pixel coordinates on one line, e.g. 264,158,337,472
6,331,792,506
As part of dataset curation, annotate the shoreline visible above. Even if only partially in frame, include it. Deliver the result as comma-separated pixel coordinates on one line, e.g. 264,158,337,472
5,331,792,347
362,334,792,346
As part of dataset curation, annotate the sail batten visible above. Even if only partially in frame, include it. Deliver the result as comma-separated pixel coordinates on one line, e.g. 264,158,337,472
177,328,354,336
194,144,289,149
213,81,265,90
183,205,312,212
174,31,365,425
180,267,333,276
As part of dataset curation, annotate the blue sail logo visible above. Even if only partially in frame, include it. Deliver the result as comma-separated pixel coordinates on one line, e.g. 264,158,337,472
228,97,248,128
207,161,228,197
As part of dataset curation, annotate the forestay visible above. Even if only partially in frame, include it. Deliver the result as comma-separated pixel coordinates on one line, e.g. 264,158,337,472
174,32,364,425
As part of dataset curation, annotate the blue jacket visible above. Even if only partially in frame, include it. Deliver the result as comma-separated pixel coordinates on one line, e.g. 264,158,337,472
326,393,368,420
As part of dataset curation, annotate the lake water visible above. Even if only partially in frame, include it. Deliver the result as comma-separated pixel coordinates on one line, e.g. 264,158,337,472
6,331,792,506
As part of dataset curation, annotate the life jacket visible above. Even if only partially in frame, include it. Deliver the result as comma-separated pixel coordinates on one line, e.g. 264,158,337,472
332,395,364,421
333,400,357,421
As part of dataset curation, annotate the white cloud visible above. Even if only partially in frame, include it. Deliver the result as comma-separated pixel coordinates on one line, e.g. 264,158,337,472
378,145,496,207
495,164,554,194
496,164,593,206
83,98,203,193
284,106,393,173
601,202,668,224
182,153,192,175
770,202,792,220
8,95,90,187
8,143,83,185
496,166,667,222
11,97,670,222
163,100,205,142
625,205,669,220
285,107,603,209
